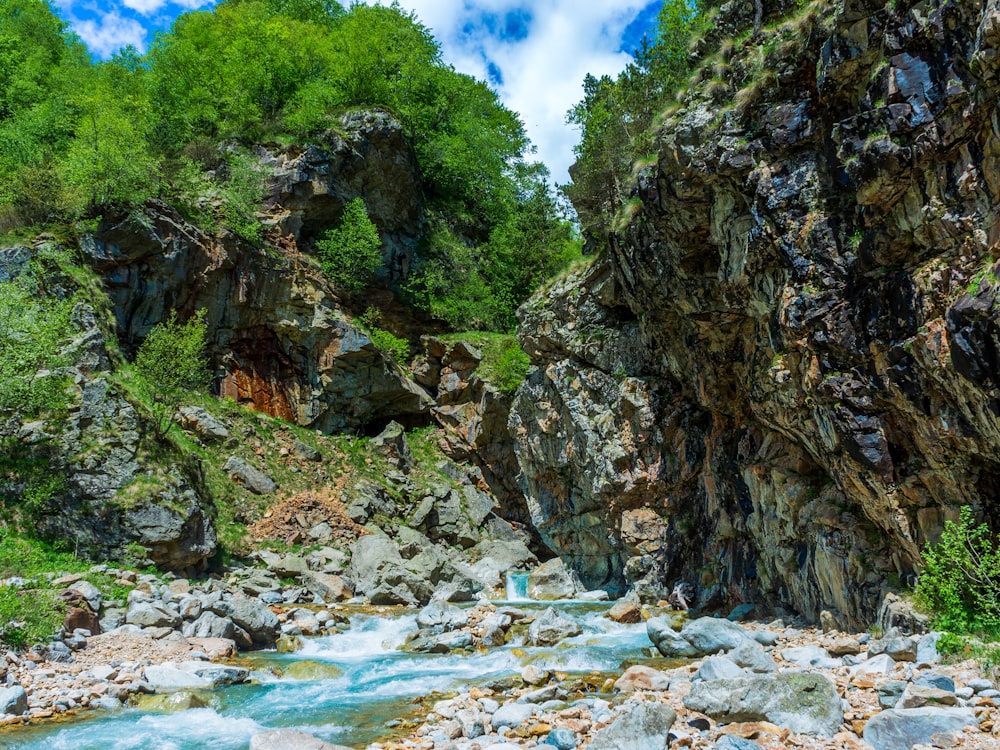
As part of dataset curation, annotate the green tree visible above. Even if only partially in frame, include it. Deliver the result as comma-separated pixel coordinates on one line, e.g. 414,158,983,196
132,310,211,440
316,197,382,291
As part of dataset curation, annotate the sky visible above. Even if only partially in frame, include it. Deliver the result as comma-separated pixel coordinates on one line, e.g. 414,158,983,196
52,0,662,185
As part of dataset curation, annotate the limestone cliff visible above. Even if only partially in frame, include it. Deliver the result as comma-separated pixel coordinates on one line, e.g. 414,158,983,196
87,111,432,434
512,0,1000,628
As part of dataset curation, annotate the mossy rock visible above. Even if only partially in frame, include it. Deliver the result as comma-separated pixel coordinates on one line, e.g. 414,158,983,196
280,660,344,681
134,690,220,713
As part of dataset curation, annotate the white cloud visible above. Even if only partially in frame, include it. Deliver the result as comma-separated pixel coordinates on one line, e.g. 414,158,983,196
122,0,216,14
73,11,148,57
369,0,650,185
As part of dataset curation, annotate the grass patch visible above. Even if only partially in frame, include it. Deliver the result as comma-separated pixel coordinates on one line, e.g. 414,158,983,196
437,332,531,394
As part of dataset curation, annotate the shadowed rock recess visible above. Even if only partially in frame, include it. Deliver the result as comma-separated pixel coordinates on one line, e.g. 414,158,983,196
511,0,1000,628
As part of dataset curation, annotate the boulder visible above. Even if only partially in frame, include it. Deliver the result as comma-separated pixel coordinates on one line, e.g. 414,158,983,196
349,534,434,605
780,646,841,669
527,607,583,646
223,456,277,495
614,665,672,693
0,686,27,716
695,656,746,681
586,702,676,750
897,683,958,708
178,406,230,441
680,618,753,654
249,729,352,750
608,598,643,624
492,702,535,728
66,580,103,612
369,420,414,471
183,611,236,640
683,672,843,737
416,600,469,632
647,616,699,658
143,664,213,691
527,559,576,600
862,707,977,750
126,602,181,629
208,596,279,647
281,661,344,681
729,639,778,673
301,571,353,603
406,631,473,653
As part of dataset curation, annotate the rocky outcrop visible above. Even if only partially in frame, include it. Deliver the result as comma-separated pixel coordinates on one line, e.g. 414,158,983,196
513,0,1000,628
83,111,432,434
0,243,216,570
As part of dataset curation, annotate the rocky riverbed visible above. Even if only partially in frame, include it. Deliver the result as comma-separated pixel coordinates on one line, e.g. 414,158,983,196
2,566,999,750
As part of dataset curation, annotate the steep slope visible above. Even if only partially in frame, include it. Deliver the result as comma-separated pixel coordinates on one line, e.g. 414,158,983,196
513,0,1000,628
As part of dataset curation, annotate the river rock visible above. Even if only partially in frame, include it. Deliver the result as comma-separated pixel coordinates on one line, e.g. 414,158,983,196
143,664,213,691
870,635,918,662
183,611,236,640
249,729,352,750
137,690,219,712
126,602,181,629
527,559,576,600
680,617,753,654
897,683,958,709
301,571,353,603
544,727,577,749
862,707,978,750
729,639,778,673
67,580,103,613
586,702,676,750
416,600,469,632
695,655,746,681
614,665,671,693
608,598,642,623
281,661,344,681
208,595,279,647
780,645,841,669
0,686,27,716
683,672,843,737
647,616,699,657
175,661,249,687
406,630,473,653
526,607,582,646
349,534,433,605
492,703,535,728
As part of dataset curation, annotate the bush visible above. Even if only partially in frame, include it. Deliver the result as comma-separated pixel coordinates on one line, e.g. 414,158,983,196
485,338,530,394
316,198,382,291
0,585,63,649
220,153,267,243
915,506,1000,637
369,328,409,363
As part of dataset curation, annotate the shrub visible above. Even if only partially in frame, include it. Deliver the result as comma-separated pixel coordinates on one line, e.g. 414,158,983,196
316,197,382,291
220,153,267,243
369,328,409,363
0,585,63,649
915,506,1000,637
485,338,530,394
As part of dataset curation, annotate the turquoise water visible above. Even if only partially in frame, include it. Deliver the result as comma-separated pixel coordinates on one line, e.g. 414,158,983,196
1,603,653,750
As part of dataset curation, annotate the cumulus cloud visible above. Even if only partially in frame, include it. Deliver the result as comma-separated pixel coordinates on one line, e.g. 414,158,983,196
370,0,654,184
72,11,148,57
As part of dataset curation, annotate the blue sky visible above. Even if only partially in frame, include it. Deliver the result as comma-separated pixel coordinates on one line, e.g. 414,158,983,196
52,0,662,184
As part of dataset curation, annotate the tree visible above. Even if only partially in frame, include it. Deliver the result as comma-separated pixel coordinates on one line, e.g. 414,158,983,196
132,310,211,440
316,198,382,291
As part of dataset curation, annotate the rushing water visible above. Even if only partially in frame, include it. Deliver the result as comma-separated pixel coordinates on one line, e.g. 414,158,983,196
1,602,655,750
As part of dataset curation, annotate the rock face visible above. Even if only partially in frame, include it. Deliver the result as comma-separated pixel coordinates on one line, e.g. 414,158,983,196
83,111,432,434
512,0,1000,627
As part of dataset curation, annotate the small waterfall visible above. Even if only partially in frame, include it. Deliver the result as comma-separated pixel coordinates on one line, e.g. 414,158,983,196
505,571,530,601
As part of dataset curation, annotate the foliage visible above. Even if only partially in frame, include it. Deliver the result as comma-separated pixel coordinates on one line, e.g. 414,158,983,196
482,338,530,394
132,310,211,439
0,0,576,333
316,198,382,291
915,507,1000,638
0,585,63,649
356,306,408,363
565,0,706,238
0,277,74,416
220,152,267,243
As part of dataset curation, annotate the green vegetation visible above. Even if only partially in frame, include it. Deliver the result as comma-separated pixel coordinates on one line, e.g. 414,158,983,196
0,530,142,648
317,198,382,292
131,310,211,439
565,0,710,241
439,332,531,394
916,507,1000,638
0,274,74,416
0,0,579,332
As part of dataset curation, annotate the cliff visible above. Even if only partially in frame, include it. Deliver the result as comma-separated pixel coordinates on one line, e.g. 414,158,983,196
512,0,1000,629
